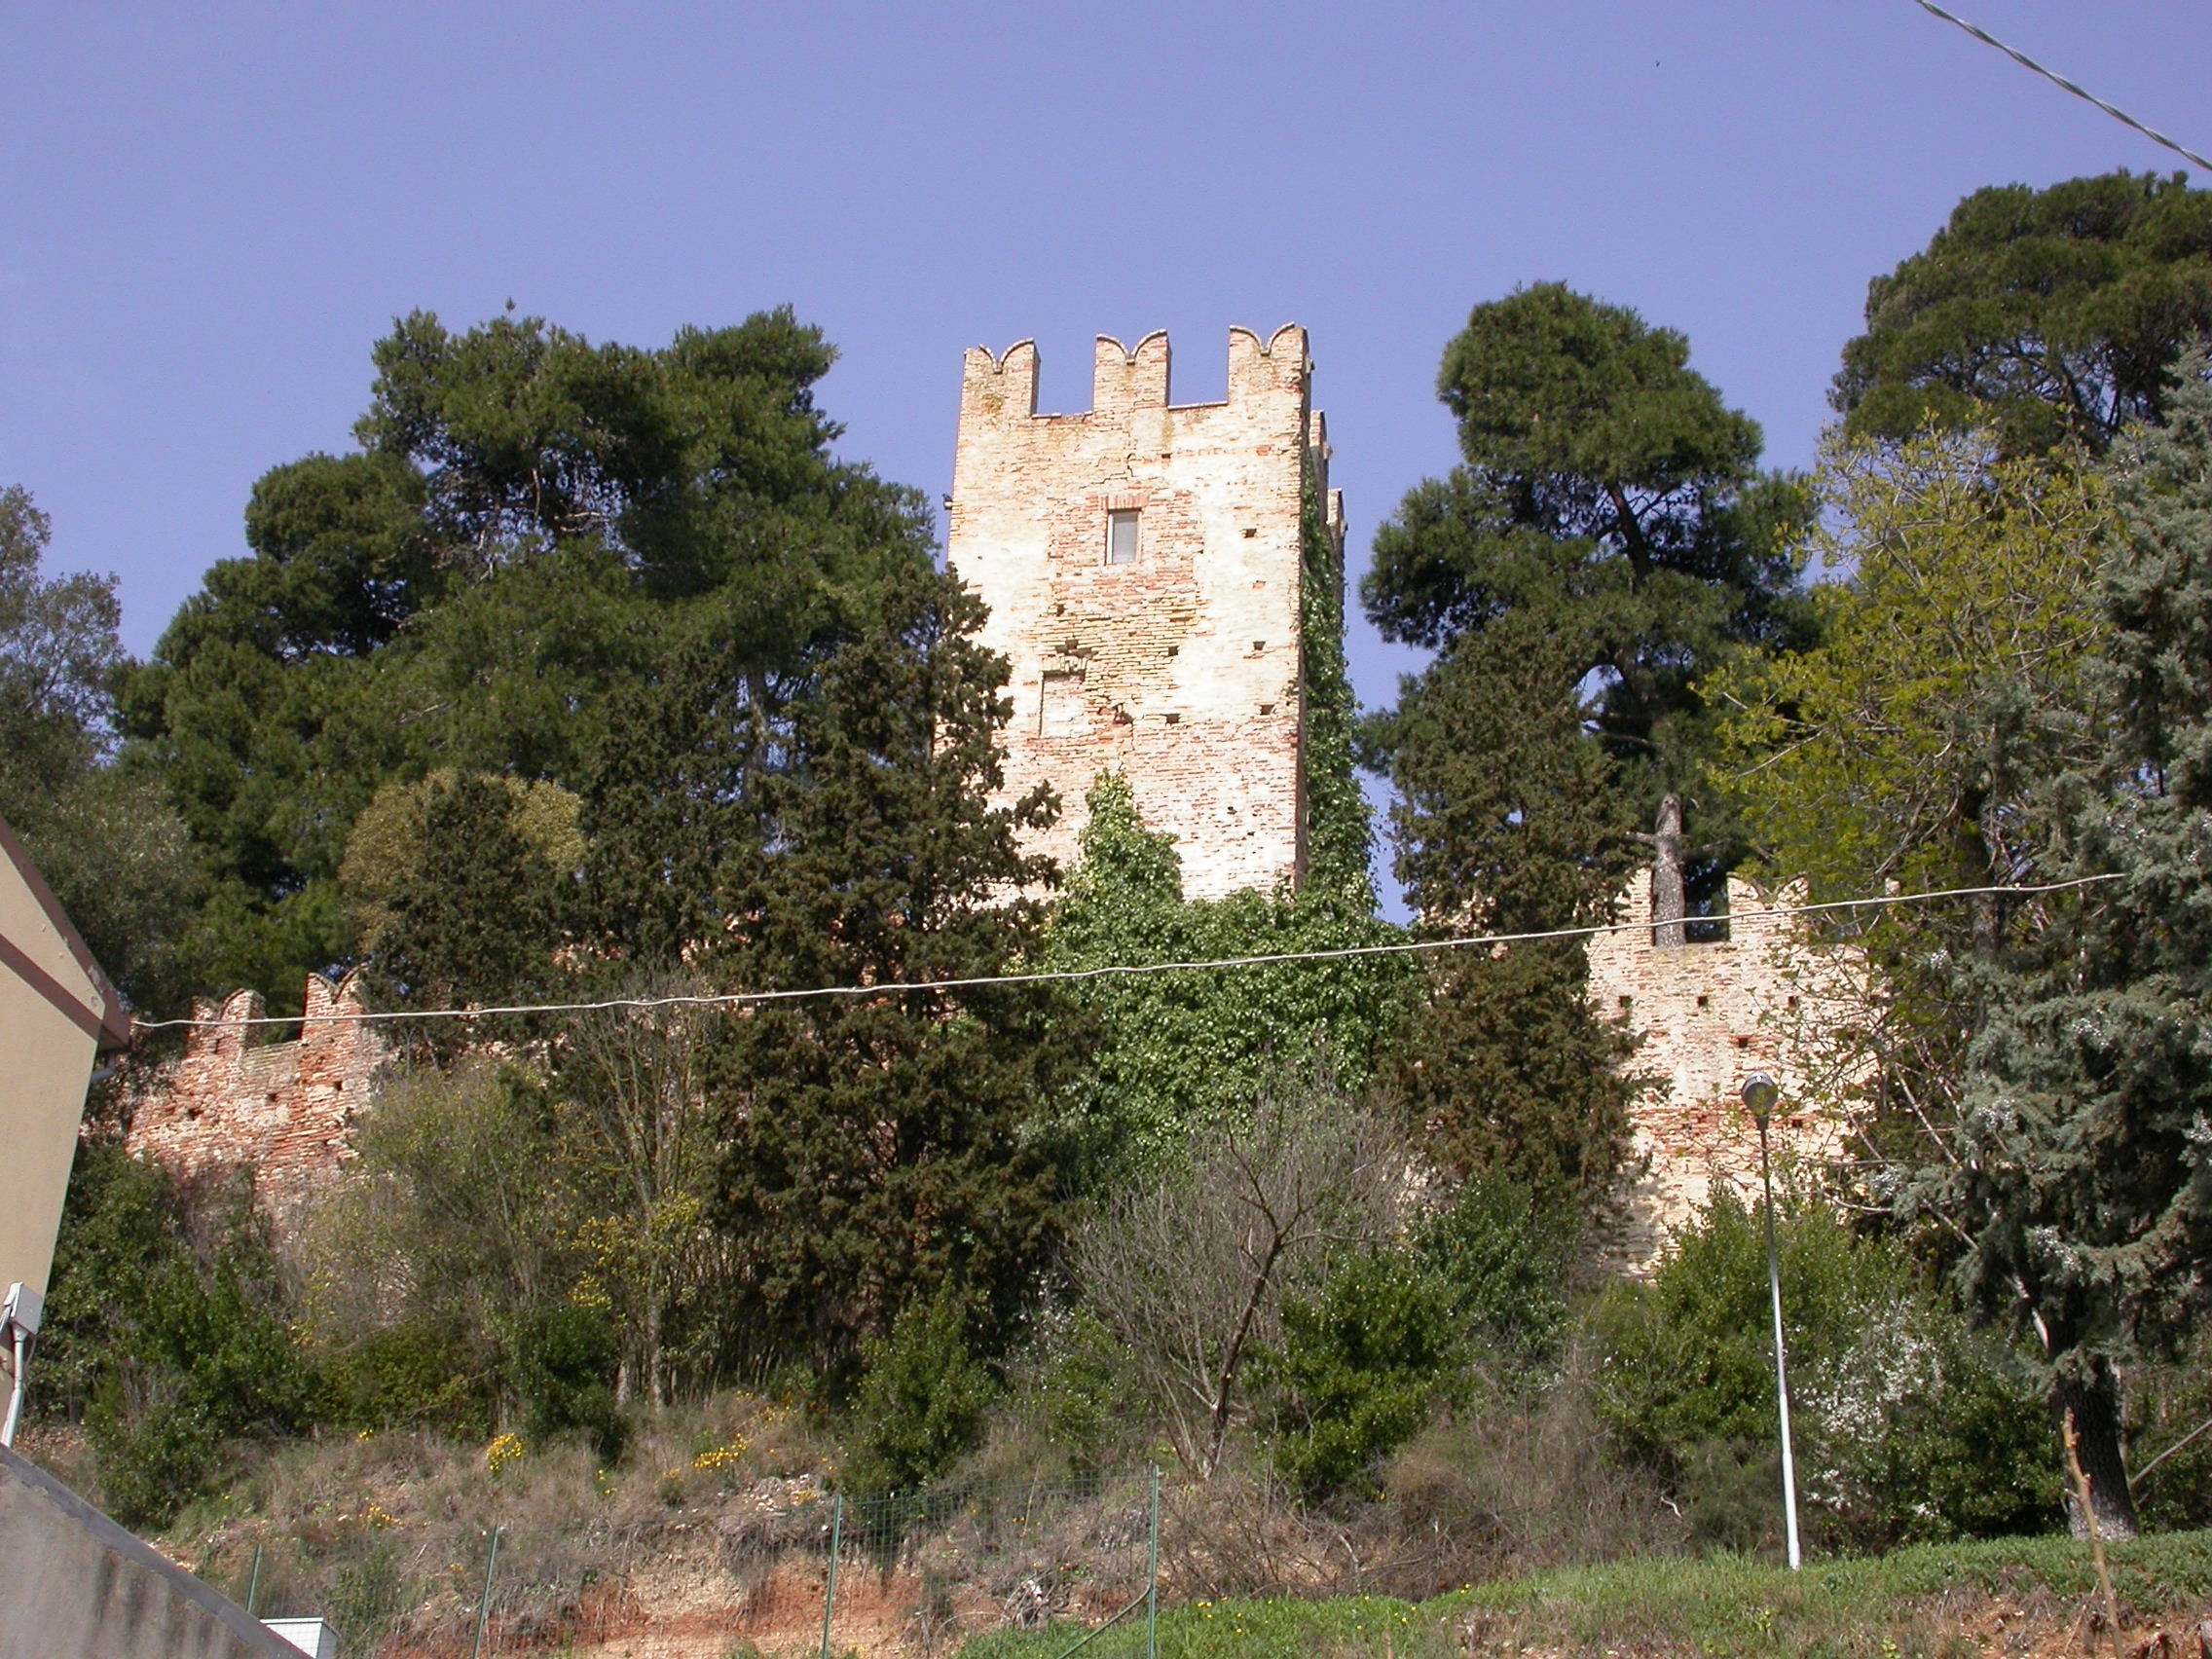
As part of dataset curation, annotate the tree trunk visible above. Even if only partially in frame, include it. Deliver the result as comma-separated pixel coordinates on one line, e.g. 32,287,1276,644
1205,1239,1288,1477
1649,793,1687,949
645,1290,665,1410
2056,1357,2139,1542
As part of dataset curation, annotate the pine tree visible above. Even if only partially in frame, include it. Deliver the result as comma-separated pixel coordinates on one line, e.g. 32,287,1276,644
1836,171,2212,458
122,307,927,1009
1365,283,1814,938
1361,288,1807,1218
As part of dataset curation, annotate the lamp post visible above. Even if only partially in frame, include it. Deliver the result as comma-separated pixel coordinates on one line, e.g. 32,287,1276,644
1741,1071,1802,1570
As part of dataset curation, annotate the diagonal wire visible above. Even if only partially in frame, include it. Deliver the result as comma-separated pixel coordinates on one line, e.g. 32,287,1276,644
1902,0,2211,171
130,872,2124,1034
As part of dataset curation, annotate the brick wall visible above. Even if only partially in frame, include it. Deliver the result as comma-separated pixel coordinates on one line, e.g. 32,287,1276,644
948,326,1332,901
123,972,386,1218
1585,874,1873,1272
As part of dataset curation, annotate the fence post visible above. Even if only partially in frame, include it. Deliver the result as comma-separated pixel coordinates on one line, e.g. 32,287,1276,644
1146,1466,1159,1659
820,1493,844,1659
244,1543,263,1617
470,1526,501,1659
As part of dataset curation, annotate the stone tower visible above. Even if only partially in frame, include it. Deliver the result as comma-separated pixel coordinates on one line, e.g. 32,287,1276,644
947,325,1342,901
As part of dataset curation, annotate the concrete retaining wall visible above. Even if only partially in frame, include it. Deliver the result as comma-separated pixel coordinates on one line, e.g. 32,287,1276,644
0,1444,299,1659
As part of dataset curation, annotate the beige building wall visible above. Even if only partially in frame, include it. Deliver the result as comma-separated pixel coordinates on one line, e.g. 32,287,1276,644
0,818,129,1304
947,325,1337,900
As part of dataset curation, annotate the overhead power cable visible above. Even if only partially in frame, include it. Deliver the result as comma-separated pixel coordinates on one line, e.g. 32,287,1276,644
1902,0,2211,171
132,873,2124,1034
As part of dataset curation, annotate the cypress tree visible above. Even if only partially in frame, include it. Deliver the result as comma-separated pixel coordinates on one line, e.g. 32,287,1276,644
1925,352,2212,1539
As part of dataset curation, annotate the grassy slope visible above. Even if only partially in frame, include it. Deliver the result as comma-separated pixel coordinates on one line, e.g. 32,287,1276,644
961,1530,2212,1659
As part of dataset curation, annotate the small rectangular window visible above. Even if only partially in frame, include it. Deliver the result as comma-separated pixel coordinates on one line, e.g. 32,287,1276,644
1106,508,1140,565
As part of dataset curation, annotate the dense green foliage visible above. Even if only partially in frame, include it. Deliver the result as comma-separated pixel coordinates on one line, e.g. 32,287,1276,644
119,307,931,1009
1361,284,1812,1220
1710,431,2117,1179
1593,1195,2056,1552
1714,431,2112,907
302,560,1078,1405
1267,1249,1461,1499
844,1287,1001,1495
0,486,198,1005
37,1145,318,1524
1836,170,2212,456
1297,469,1372,893
304,1060,562,1430
1365,281,1813,865
1044,777,1410,1177
1913,356,2212,1536
501,1302,626,1462
628,567,1077,1382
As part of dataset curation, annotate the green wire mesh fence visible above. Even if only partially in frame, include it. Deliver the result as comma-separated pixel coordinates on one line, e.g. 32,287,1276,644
200,1466,1162,1659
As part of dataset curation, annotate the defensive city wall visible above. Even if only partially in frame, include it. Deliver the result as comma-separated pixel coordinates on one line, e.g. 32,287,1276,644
115,324,1869,1271
118,877,1867,1272
124,972,383,1218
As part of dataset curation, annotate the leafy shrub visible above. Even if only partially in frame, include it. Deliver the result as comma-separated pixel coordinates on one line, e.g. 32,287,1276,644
301,1060,563,1425
1796,1291,2056,1545
1027,1308,1139,1474
1591,1192,2056,1551
501,1301,626,1462
1417,1177,1570,1368
845,1287,998,1495
1265,1180,1567,1498
41,1145,321,1524
323,1318,493,1437
1268,1248,1460,1497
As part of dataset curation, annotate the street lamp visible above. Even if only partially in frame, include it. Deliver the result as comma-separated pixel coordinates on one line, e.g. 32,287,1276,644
1742,1071,1802,1570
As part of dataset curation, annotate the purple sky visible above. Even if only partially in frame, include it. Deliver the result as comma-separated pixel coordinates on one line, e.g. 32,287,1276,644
6,2,2209,905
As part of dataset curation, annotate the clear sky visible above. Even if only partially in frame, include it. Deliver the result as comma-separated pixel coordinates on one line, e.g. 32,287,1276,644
5,0,2208,902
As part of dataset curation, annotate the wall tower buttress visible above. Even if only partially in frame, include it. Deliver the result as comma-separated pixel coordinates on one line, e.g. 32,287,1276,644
948,326,1325,900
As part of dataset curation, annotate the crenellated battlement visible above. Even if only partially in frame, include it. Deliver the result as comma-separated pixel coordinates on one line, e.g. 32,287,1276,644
959,325,1309,428
124,971,388,1218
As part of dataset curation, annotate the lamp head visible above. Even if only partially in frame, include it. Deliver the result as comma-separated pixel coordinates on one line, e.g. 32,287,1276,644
1741,1072,1780,1124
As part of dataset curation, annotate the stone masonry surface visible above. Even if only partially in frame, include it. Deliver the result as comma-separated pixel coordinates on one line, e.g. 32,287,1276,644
1585,873,1872,1273
124,973,385,1218
948,326,1340,901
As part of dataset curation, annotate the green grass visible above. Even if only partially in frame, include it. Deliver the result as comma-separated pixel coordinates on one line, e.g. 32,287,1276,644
957,1530,2212,1659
